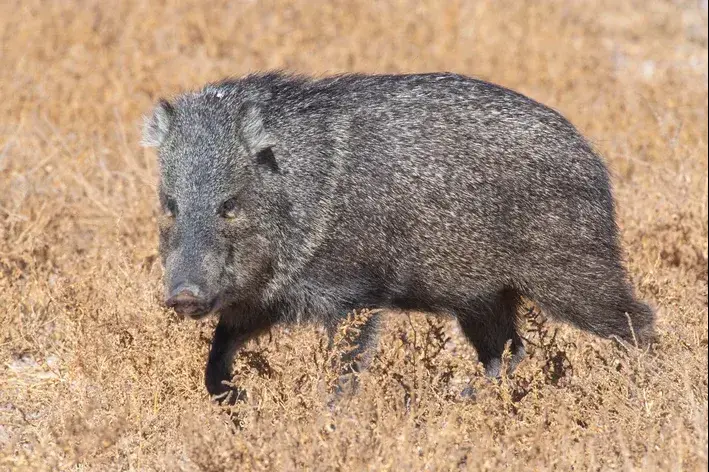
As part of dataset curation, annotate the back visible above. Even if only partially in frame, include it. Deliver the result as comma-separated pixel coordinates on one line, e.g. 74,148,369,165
234,73,617,280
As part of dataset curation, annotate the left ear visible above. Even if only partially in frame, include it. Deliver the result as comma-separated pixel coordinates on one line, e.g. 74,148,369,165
239,103,279,174
141,99,175,148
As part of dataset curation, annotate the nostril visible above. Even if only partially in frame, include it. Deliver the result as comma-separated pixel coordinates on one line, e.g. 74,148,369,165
166,283,203,307
164,283,215,317
166,291,197,307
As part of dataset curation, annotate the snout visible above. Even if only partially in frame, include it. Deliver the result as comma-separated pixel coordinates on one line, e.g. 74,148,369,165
165,283,214,319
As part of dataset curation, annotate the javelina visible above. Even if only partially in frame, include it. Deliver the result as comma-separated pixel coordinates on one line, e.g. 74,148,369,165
142,72,655,400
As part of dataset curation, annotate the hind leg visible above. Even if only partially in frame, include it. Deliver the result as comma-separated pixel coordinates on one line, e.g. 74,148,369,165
457,288,525,378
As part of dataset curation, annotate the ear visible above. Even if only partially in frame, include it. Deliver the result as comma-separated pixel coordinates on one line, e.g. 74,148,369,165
240,103,279,173
141,99,175,147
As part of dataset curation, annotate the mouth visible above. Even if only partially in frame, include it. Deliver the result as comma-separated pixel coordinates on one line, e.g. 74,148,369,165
168,296,222,320
181,310,212,320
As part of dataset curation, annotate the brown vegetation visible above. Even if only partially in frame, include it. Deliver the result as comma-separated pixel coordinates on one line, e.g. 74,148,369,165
0,1,707,470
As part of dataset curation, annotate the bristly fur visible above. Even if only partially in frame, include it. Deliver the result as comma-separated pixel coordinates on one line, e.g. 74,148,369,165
143,71,655,399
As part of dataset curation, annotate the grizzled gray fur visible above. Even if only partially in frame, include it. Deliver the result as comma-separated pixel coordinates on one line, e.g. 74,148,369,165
142,72,655,400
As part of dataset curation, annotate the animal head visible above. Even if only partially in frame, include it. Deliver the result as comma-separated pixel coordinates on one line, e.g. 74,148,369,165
142,89,282,318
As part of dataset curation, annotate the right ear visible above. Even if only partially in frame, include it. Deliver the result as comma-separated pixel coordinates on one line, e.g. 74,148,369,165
141,99,175,147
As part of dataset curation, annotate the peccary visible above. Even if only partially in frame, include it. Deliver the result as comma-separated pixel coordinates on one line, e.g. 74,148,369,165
142,72,655,400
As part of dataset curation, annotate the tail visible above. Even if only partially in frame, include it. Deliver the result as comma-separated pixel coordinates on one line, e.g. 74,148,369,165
529,278,657,348
617,299,656,347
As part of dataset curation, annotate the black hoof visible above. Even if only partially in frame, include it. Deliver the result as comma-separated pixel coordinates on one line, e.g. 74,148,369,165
208,381,247,405
460,385,477,399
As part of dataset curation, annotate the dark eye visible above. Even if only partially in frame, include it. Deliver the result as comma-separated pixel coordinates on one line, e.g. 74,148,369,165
219,197,239,219
163,196,177,217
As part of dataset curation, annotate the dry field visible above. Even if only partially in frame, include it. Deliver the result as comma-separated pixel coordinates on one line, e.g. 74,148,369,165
1,1,707,470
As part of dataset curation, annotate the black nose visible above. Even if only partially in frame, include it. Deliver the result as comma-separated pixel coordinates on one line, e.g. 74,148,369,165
165,284,209,316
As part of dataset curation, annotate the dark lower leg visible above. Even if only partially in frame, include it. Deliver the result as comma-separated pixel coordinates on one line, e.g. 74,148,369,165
458,289,524,378
329,311,382,397
339,312,381,374
205,310,271,403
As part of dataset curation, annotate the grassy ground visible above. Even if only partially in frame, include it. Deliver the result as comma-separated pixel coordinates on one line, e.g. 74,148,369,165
0,1,707,470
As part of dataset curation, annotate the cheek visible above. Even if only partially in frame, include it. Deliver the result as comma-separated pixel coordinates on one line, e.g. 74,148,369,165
222,233,268,266
218,216,252,240
158,218,176,257
232,234,270,264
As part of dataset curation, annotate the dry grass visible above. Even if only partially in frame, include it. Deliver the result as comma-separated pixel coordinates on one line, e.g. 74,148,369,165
0,1,707,470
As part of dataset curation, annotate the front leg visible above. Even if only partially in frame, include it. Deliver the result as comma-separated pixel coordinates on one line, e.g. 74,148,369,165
205,310,271,403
